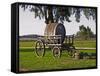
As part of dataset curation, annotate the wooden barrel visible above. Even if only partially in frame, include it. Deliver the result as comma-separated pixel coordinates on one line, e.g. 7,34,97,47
44,23,66,43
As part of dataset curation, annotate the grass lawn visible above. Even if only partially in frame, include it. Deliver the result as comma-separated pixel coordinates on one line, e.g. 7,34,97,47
19,39,96,48
19,39,96,72
19,48,96,71
19,40,36,47
74,40,96,48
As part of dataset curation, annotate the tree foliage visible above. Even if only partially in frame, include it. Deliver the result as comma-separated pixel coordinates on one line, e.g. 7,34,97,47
20,4,96,24
76,25,94,40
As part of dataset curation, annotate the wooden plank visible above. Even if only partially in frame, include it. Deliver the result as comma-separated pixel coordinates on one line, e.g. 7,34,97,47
48,44,61,46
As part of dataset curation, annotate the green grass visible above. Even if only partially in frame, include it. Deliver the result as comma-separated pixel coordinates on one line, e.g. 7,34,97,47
19,40,36,47
19,48,96,71
19,39,96,72
74,40,96,48
19,39,96,48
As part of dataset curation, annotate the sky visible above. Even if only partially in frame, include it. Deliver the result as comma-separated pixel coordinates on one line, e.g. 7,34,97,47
19,6,96,36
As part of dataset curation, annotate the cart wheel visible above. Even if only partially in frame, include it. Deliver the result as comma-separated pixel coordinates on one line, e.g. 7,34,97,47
35,40,45,57
52,47,61,58
68,46,76,57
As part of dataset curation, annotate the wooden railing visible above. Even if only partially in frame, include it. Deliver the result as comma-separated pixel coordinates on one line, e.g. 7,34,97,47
44,35,62,45
38,35,74,47
64,35,74,45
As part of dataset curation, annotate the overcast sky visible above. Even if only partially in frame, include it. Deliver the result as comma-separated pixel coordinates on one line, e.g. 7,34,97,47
19,6,96,36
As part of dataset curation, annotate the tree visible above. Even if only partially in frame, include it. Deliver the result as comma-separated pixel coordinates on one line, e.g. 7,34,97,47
20,4,96,24
87,26,94,38
76,25,94,40
78,25,88,40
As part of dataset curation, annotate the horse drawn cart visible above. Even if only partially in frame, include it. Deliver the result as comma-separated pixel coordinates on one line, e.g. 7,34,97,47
35,23,76,58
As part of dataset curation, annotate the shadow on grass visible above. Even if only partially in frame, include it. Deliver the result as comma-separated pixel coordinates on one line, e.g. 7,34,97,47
76,52,96,59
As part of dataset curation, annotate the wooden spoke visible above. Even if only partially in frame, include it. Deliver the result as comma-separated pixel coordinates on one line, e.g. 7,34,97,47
35,40,45,57
52,47,61,58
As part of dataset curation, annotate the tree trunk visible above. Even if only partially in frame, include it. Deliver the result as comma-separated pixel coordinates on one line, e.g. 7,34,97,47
48,6,54,23
45,6,54,24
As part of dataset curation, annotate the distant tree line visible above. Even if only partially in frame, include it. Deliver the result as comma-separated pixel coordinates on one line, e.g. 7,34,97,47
76,25,95,40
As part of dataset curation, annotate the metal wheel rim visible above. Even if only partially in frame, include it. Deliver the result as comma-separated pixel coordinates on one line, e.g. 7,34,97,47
35,40,45,57
68,46,75,56
52,47,61,58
